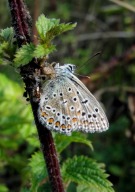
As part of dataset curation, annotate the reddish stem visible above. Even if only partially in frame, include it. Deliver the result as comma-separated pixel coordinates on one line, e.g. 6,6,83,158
8,0,64,191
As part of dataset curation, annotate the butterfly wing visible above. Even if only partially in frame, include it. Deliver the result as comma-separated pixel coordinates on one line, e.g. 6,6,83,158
69,73,109,133
38,75,83,135
38,74,109,135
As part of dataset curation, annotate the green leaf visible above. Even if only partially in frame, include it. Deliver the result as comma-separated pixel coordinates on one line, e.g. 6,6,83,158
0,73,34,151
29,152,46,176
44,22,77,43
62,156,114,192
0,184,9,192
0,28,17,65
0,42,9,54
36,14,60,40
77,184,100,192
0,27,14,42
34,44,56,58
14,43,35,66
26,136,40,147
55,132,93,153
36,14,76,42
20,188,30,192
59,22,77,33
29,152,49,192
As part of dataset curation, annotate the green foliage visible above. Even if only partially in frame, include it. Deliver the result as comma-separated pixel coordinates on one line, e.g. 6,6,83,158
26,132,94,191
28,152,49,192
13,14,76,67
0,27,17,65
34,44,56,58
2,2,133,191
62,156,114,192
27,151,114,192
36,14,77,43
0,73,35,190
0,15,76,67
14,43,35,66
1,71,113,191
0,27,14,42
54,132,93,153
0,184,9,192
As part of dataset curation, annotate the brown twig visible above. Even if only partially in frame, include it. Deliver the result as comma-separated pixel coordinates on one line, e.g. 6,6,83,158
32,0,39,44
8,0,64,191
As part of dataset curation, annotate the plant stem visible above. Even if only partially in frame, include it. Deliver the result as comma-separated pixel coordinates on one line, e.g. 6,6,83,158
8,0,64,191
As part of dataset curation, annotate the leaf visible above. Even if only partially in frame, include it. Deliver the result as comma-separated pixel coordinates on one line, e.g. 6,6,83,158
29,152,49,192
0,27,14,42
20,188,30,192
54,132,93,153
0,184,9,192
34,44,56,58
36,14,76,42
59,22,77,33
0,28,17,65
26,136,40,147
36,14,60,40
62,156,114,192
14,43,35,66
29,152,47,176
0,42,9,54
77,185,100,192
0,73,34,150
44,22,77,43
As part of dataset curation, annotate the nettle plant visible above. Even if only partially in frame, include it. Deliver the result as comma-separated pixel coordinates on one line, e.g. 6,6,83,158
0,13,114,192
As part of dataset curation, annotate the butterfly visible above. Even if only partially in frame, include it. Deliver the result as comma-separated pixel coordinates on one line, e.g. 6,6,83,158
38,63,109,135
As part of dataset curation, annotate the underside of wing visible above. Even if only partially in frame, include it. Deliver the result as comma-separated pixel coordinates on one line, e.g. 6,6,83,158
38,75,109,135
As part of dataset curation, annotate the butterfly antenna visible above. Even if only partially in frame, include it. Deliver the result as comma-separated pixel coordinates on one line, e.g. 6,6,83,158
74,73,90,79
79,51,101,70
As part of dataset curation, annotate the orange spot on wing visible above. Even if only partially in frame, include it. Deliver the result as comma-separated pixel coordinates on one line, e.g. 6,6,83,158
77,110,81,115
89,122,94,125
41,111,48,117
67,124,71,129
48,118,54,124
72,118,78,123
61,124,66,129
55,121,60,127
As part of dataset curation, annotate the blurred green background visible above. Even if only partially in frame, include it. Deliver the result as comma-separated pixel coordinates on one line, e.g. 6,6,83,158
0,0,135,191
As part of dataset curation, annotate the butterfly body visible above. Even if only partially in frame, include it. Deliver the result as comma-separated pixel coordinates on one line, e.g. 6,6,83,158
38,63,109,135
